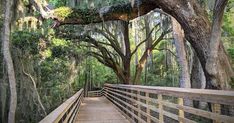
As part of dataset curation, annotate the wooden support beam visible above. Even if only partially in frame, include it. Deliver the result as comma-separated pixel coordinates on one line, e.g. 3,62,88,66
146,92,151,123
178,98,184,123
104,84,234,123
158,94,163,123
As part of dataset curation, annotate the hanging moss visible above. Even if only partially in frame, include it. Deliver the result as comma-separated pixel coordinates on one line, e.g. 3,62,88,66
53,7,99,22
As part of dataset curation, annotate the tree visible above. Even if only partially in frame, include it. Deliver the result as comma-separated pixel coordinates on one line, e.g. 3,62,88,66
1,0,17,122
171,18,191,88
206,0,230,89
57,18,170,84
43,0,233,89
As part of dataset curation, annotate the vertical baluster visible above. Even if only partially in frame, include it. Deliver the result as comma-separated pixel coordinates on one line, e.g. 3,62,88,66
146,92,150,123
158,94,163,123
212,103,221,123
137,90,141,122
130,89,134,121
178,97,184,123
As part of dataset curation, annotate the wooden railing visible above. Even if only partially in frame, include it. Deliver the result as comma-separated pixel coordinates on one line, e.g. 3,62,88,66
104,84,234,123
39,89,84,123
87,90,103,97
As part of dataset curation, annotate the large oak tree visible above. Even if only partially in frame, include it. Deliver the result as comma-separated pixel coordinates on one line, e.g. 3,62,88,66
32,0,233,89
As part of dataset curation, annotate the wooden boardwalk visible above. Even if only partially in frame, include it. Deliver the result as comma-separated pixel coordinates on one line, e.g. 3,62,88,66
75,97,129,123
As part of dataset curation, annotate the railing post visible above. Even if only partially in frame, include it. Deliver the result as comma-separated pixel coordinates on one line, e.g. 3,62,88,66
178,97,184,123
137,90,141,122
158,94,163,123
146,92,150,123
103,87,106,97
131,89,135,121
212,103,221,123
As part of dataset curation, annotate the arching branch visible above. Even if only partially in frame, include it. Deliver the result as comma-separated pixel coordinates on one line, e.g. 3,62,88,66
131,23,161,56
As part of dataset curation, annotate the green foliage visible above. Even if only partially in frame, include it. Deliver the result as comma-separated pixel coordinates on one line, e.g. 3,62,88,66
227,48,234,60
91,59,117,85
53,7,98,22
53,7,73,20
51,38,68,47
12,31,42,55
10,26,85,121
49,0,67,7
223,7,234,36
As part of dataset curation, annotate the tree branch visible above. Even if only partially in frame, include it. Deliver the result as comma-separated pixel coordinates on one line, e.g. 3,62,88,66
51,2,157,26
86,51,113,68
154,48,177,57
131,23,160,56
94,28,124,58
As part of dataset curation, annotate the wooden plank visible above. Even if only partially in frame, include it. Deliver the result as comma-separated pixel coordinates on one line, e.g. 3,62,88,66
162,110,178,121
104,84,234,123
105,86,148,102
105,84,234,105
40,89,84,123
105,95,135,123
158,94,163,123
146,92,151,123
64,98,80,122
178,117,197,123
177,104,234,123
105,89,159,123
87,90,102,97
106,93,143,122
105,93,146,123
178,98,184,123
76,97,129,123
69,95,83,123
212,104,221,123
137,90,141,122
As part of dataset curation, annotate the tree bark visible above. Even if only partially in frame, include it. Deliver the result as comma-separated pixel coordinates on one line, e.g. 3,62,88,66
206,0,230,89
134,20,139,65
191,50,206,89
2,0,17,122
171,18,191,88
191,49,207,109
121,21,131,84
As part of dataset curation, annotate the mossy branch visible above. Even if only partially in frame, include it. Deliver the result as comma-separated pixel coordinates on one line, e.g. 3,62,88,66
32,1,157,26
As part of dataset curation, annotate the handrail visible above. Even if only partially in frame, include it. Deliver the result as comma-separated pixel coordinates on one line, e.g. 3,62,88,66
39,89,84,123
104,84,234,123
87,90,103,97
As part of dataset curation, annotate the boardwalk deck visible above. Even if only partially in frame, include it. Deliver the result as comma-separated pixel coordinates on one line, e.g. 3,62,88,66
75,97,129,123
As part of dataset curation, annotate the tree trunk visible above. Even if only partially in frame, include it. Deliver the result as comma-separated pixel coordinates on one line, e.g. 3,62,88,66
206,0,230,89
118,21,126,56
171,18,191,88
121,21,131,84
191,49,207,109
144,15,153,62
191,50,206,89
144,15,153,84
2,0,17,122
149,0,233,89
134,20,139,65
172,18,192,107
133,44,160,84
